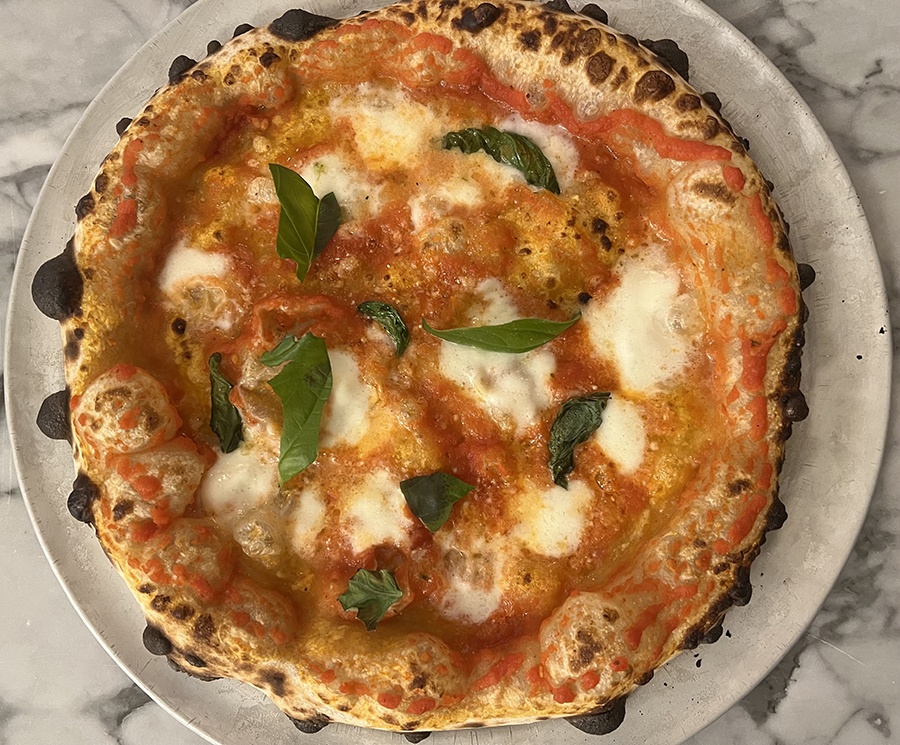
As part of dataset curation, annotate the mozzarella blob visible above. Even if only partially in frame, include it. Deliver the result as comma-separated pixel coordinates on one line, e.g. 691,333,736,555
200,445,278,527
321,350,373,448
512,479,593,558
342,469,412,554
158,242,229,296
593,396,647,475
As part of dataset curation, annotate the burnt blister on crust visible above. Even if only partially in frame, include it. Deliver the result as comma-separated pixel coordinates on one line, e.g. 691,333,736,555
167,657,222,682
67,472,98,524
206,39,223,56
269,9,339,42
579,3,608,24
797,263,816,291
75,192,95,220
404,733,432,743
639,38,689,81
168,55,197,85
115,117,132,137
288,714,331,734
142,624,174,656
31,239,83,321
233,23,255,37
452,3,503,33
566,697,627,735
36,389,71,441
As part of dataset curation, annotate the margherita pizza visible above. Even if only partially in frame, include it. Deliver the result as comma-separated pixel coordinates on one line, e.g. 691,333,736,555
32,0,810,736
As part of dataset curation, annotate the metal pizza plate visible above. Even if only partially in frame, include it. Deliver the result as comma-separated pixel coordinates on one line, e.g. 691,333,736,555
4,0,891,743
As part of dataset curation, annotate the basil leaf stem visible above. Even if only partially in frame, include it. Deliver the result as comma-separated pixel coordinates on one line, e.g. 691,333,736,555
338,568,403,631
208,353,243,453
261,333,332,484
442,127,560,194
548,392,611,488
422,313,579,353
401,472,474,532
269,163,343,282
358,301,410,356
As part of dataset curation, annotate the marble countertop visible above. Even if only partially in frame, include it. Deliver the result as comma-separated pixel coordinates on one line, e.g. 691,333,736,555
1,0,898,743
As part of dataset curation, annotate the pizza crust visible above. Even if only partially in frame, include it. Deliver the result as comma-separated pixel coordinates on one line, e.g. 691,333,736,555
33,0,808,733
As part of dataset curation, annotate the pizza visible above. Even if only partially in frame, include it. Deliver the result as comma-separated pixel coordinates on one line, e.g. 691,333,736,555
31,0,811,736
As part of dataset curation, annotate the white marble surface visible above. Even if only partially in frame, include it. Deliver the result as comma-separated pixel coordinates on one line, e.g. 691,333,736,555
1,0,898,744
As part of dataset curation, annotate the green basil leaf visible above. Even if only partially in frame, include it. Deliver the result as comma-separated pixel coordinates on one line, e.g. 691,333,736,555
338,568,403,631
358,301,410,357
208,353,243,453
422,313,579,353
400,472,474,532
269,163,343,282
442,127,561,194
261,333,332,484
548,392,611,488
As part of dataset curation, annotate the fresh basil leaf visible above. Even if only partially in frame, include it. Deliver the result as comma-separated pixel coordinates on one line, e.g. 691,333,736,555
338,568,403,631
269,163,343,282
422,313,579,353
400,472,474,532
358,301,410,356
442,127,561,194
548,392,611,488
261,333,332,484
208,353,243,453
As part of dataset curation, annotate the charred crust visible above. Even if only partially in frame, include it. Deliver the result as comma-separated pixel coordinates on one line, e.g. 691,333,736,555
766,496,788,531
150,594,171,612
191,69,208,82
580,4,608,24
269,9,338,42
115,117,132,137
262,670,287,696
32,239,83,321
610,66,629,89
74,192,95,221
701,91,722,113
728,478,752,495
519,29,542,50
288,714,331,733
798,263,816,290
36,388,71,442
259,50,281,68
138,584,154,594
566,696,627,734
193,613,215,640
400,10,417,23
206,40,223,56
676,93,701,111
142,625,173,656
634,69,676,103
701,618,725,644
692,180,736,205
410,673,428,690
640,38,689,81
167,657,221,681
453,3,502,33
94,173,109,193
67,472,98,524
112,500,134,521
636,669,654,686
729,564,753,606
183,653,207,668
544,0,575,13
167,55,197,85
233,23,254,37
64,331,81,361
404,734,432,743
171,317,187,335
585,52,614,84
782,391,809,422
172,604,195,620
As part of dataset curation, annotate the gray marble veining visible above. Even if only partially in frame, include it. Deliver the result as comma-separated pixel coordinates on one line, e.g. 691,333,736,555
1,0,898,743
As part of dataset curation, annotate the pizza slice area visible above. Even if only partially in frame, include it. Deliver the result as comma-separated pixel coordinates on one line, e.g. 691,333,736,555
57,3,803,730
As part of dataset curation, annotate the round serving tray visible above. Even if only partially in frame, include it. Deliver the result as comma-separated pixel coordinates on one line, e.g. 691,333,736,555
4,0,891,743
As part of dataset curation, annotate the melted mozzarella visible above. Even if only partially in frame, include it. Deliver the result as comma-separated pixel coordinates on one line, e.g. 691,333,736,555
409,178,483,232
498,113,581,190
343,469,412,554
321,350,372,448
199,445,278,527
158,242,229,296
594,397,646,475
584,257,696,392
299,152,383,219
438,280,555,430
290,486,327,557
441,576,503,624
329,84,441,171
512,480,593,558
436,535,505,623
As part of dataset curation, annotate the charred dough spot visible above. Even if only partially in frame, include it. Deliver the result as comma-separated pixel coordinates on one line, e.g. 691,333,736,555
766,496,788,531
580,3,608,24
676,93,701,111
401,10,416,24
453,3,502,33
191,69,207,82
167,657,221,682
184,653,207,668
259,50,280,68
115,117,132,137
168,55,196,84
640,38,689,81
206,40,223,56
798,263,816,290
611,66,629,89
701,619,725,644
262,670,287,697
410,673,428,690
233,23,254,37
193,613,215,640
138,584,154,594
95,173,109,193
567,697,627,735
112,500,134,521
269,9,338,41
37,389,71,442
544,0,575,13
783,391,809,422
586,52,614,84
172,317,187,335
143,625,173,656
727,478,751,495
150,594,171,612
172,604,195,620
288,714,331,733
405,734,432,743
64,334,80,361
67,472,98,524
729,565,753,606
634,69,675,103
542,14,558,34
74,193,95,221
702,91,722,113
32,240,83,321
692,180,736,205
519,29,542,50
